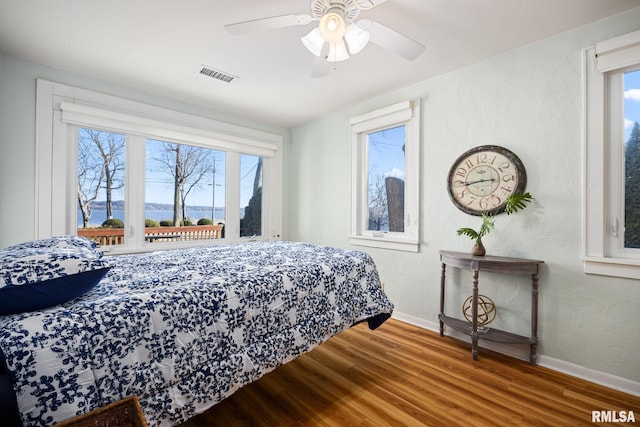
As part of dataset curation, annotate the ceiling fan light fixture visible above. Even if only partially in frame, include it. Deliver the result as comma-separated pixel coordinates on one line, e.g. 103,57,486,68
327,39,350,62
344,23,369,54
226,0,426,77
318,11,346,42
301,27,325,56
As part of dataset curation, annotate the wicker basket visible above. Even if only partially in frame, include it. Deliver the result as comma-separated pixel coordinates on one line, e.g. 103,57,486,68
56,395,148,427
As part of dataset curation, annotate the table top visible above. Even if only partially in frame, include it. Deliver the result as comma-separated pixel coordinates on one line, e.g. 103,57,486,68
440,250,544,274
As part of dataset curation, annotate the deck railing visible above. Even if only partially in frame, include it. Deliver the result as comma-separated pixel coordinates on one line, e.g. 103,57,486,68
77,224,223,246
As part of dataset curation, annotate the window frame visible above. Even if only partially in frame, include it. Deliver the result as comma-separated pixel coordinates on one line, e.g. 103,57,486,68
349,99,421,252
583,29,640,278
35,79,283,253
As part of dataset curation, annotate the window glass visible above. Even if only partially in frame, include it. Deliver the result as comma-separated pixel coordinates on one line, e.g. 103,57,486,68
367,125,406,232
240,154,263,237
146,139,226,241
76,128,126,245
624,69,640,249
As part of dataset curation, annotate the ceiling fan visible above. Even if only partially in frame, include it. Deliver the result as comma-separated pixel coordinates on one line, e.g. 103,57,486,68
224,0,425,77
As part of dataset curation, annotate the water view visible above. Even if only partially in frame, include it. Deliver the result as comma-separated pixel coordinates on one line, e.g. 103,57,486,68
77,207,227,227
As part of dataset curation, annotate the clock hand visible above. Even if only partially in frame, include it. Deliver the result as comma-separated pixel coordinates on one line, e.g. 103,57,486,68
464,178,497,186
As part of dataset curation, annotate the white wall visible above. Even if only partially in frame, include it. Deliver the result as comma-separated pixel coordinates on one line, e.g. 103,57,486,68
289,8,640,385
0,54,291,248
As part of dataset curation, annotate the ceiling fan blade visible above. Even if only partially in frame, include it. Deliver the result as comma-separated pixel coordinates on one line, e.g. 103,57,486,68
357,19,425,60
225,13,314,35
356,0,388,9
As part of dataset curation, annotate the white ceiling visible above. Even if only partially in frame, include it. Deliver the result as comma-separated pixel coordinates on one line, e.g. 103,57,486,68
0,0,639,128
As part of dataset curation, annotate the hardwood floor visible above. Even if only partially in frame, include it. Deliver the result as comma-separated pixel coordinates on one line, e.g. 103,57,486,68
178,319,640,426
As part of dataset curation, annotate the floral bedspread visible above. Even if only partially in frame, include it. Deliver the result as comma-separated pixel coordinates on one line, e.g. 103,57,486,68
0,241,393,426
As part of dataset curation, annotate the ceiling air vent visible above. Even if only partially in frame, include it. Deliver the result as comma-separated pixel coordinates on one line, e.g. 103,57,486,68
199,66,237,83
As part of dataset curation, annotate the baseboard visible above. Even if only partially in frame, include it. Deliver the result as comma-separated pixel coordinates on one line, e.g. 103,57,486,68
391,312,640,397
537,355,640,397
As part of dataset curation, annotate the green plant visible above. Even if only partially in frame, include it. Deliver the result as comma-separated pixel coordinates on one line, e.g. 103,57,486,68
456,192,534,246
197,218,213,225
159,219,174,227
180,219,194,226
101,218,124,228
456,213,495,245
145,219,160,227
503,192,534,215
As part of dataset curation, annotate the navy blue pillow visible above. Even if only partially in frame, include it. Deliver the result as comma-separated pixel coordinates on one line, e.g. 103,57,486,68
0,268,110,315
0,236,112,315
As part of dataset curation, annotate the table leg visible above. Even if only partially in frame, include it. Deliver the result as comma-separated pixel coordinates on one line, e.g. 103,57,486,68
471,269,479,361
530,272,539,365
439,262,446,336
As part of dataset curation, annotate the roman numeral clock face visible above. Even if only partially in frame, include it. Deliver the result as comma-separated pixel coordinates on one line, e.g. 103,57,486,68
447,145,527,215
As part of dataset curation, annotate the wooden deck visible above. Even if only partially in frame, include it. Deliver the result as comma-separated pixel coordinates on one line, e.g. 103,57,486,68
77,224,223,245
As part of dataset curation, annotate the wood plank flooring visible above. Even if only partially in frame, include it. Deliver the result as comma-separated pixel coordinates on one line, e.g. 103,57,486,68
178,319,640,426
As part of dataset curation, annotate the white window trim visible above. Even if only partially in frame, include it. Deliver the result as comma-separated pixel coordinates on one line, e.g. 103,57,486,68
349,99,421,252
35,79,283,252
59,101,278,158
583,29,640,279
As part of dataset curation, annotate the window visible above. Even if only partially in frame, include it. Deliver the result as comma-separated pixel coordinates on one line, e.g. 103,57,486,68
350,100,421,252
36,80,282,253
583,29,640,278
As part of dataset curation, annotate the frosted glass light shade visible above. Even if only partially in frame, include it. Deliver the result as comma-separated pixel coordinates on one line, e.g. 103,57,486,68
319,12,346,42
344,23,369,54
327,39,350,62
301,27,325,56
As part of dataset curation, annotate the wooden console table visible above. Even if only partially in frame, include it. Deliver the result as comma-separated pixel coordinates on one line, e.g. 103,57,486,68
439,250,544,365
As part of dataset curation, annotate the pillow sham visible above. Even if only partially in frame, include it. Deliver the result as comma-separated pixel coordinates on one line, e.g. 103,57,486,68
0,238,111,315
3,235,101,255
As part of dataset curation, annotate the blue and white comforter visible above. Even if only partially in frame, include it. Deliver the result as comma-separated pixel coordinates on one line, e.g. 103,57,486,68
0,241,393,426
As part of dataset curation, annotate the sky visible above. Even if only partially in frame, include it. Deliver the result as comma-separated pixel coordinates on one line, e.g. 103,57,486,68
92,139,260,210
144,139,227,208
368,125,406,182
143,140,262,209
625,69,640,141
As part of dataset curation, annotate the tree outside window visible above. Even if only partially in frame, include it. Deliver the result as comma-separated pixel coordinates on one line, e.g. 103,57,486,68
240,155,262,237
77,128,125,229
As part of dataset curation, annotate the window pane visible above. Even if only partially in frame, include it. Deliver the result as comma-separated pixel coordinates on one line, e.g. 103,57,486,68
240,154,262,237
367,125,406,232
76,128,126,246
146,139,226,242
624,69,640,248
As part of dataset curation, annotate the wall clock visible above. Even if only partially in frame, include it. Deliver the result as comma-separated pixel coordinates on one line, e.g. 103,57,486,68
447,145,527,216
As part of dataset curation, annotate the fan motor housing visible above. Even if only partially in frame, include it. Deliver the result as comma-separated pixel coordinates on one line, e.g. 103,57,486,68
310,0,365,21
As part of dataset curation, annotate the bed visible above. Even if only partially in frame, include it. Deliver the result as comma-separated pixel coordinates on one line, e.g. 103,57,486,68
0,237,393,426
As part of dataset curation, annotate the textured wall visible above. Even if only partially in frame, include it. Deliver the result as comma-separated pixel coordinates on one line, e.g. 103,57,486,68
0,54,36,247
289,8,640,383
